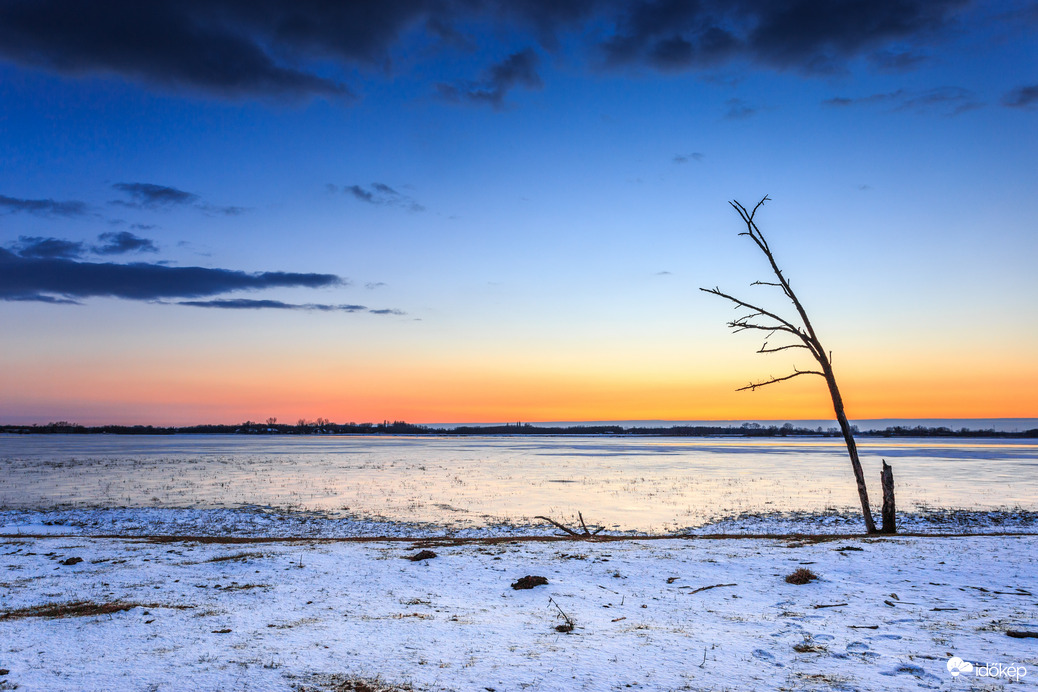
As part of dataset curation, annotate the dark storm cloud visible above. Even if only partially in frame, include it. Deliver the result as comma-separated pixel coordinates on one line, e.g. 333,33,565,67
0,0,985,101
0,247,344,303
339,183,425,212
741,0,965,73
93,231,158,255
0,0,349,99
598,0,969,74
9,236,86,259
823,86,980,114
0,193,89,217
1002,84,1038,108
436,48,543,109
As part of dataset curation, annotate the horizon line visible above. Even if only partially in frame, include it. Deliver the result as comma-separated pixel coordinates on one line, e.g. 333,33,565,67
5,416,1037,433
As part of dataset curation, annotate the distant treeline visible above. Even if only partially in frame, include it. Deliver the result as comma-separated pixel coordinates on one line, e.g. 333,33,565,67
2,420,1036,438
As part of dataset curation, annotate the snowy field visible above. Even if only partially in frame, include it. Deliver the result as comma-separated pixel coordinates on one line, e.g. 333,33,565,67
2,435,1036,690
1,532,1035,691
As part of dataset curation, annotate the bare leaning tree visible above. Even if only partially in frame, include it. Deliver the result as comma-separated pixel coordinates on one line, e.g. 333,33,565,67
701,196,893,535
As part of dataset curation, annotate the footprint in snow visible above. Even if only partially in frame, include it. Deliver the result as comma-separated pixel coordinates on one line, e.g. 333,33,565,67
752,649,783,666
881,663,941,686
846,641,869,652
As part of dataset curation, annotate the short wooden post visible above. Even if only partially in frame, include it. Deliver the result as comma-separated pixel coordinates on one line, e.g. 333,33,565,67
880,460,896,534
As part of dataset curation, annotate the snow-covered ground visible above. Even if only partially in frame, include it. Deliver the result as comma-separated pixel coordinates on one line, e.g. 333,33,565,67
1,527,1035,691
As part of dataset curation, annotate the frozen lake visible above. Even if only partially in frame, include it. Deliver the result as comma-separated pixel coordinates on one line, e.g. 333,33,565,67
1,434,1035,533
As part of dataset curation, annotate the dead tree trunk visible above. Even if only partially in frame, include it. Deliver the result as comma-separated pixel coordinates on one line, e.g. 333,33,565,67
701,196,878,534
880,460,896,534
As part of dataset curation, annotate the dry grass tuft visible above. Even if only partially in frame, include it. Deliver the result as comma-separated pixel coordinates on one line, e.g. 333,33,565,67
1,601,137,619
785,568,818,585
293,674,413,692
1,600,194,620
203,551,267,563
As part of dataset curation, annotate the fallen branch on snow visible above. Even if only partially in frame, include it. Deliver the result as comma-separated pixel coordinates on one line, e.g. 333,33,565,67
534,512,604,537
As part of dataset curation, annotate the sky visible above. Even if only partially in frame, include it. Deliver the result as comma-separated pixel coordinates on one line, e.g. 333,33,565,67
0,0,1036,426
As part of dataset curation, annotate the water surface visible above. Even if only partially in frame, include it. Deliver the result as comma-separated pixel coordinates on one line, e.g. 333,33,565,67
2,434,1034,532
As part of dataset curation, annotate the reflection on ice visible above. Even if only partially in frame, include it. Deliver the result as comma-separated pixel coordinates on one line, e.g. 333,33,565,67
1,434,1035,534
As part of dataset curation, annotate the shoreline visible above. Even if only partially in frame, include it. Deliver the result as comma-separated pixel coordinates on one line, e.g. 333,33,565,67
2,506,1037,541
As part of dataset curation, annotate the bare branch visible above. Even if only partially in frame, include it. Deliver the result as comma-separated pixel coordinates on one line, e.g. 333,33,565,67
534,515,582,537
749,195,771,221
756,343,812,354
729,321,802,338
535,513,603,537
735,368,823,392
699,288,806,343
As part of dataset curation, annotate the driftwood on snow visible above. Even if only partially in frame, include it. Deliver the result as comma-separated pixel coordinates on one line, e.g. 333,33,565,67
535,512,604,537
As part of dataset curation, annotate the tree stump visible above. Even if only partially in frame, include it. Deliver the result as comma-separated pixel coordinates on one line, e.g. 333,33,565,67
880,460,896,534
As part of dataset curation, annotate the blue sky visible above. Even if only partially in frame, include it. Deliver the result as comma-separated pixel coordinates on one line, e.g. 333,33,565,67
0,0,1036,425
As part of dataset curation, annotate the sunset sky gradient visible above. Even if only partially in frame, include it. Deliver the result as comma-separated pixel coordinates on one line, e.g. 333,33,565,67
1,0,1036,425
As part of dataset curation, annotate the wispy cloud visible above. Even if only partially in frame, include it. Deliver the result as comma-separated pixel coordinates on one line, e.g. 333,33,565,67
436,48,542,109
94,231,158,255
338,183,424,212
1002,84,1038,108
179,299,405,315
724,98,757,120
0,194,89,217
823,87,981,115
111,182,246,215
673,152,704,164
112,182,197,208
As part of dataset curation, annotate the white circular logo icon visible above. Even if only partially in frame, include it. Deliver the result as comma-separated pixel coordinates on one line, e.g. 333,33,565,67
947,656,974,676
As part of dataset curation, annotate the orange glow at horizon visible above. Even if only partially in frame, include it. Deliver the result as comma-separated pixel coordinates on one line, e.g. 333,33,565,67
3,355,1035,426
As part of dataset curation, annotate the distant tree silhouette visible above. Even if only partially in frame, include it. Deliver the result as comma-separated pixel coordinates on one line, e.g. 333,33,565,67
701,196,883,534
